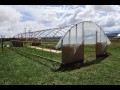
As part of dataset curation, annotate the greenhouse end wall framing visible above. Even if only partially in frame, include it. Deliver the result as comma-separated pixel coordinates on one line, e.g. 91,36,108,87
12,21,111,65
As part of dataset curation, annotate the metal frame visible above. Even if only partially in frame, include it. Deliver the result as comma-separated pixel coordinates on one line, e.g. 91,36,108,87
12,21,111,66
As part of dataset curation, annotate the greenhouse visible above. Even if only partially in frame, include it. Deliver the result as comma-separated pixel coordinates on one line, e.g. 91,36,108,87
11,21,111,65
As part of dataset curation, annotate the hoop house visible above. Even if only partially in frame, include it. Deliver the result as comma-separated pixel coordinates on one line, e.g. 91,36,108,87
56,21,111,64
12,21,111,65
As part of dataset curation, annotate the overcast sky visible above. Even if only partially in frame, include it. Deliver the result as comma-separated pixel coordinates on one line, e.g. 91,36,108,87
0,5,120,38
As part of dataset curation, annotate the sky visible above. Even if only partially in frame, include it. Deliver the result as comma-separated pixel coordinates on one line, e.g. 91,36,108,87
0,5,120,38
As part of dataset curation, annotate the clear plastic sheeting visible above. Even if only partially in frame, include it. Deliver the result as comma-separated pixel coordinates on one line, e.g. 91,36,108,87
84,30,96,44
14,21,111,47
57,21,111,48
56,38,62,49
96,29,108,56
13,21,111,65
60,21,111,64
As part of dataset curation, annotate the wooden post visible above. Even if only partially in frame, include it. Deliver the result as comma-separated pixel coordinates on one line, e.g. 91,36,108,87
96,31,97,58
82,22,84,61
106,36,107,53
76,24,77,42
1,37,3,51
69,30,70,44
61,38,63,61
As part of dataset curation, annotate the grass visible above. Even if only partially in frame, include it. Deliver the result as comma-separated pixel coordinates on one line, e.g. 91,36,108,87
24,38,60,50
12,47,62,62
0,39,120,85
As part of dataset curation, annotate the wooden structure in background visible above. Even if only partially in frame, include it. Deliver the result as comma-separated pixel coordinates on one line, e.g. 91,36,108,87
32,39,42,46
11,40,23,47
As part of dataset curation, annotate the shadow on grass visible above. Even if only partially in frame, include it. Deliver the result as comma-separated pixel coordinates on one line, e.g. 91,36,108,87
10,48,111,72
10,48,57,71
54,52,111,72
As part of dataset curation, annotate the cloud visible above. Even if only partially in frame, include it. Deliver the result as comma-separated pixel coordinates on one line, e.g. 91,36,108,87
0,5,120,38
0,5,21,26
86,5,116,12
0,5,22,37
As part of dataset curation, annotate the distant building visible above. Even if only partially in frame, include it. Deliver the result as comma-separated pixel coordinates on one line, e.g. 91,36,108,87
114,34,120,39
117,34,120,37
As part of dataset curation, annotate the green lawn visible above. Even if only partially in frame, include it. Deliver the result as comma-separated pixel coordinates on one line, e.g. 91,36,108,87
11,47,62,62
0,39,120,85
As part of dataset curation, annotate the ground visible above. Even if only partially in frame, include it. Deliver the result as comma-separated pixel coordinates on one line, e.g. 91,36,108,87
0,39,120,85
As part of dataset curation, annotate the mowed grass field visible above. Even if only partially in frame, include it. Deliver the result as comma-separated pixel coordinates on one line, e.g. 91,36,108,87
0,39,120,85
